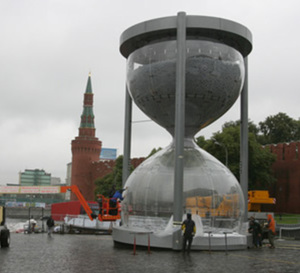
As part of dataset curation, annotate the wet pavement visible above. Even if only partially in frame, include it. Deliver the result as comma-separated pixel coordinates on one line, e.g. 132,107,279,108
1,223,300,273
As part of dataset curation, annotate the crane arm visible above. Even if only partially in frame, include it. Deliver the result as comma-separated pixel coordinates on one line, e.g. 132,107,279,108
60,185,95,221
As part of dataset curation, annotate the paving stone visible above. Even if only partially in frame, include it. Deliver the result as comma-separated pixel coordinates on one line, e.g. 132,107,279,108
1,233,300,273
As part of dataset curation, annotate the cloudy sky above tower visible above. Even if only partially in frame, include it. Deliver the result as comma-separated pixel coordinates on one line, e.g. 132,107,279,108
0,0,299,185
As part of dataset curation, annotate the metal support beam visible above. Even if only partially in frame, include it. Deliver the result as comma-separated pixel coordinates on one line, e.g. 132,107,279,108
122,86,132,188
240,57,249,222
172,11,186,251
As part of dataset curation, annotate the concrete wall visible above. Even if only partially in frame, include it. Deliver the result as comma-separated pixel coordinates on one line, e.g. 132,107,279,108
6,207,51,219
268,142,300,214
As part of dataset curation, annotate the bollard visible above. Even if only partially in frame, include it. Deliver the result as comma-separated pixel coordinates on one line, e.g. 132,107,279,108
223,232,229,254
147,233,151,254
208,231,212,253
133,235,136,255
131,232,152,255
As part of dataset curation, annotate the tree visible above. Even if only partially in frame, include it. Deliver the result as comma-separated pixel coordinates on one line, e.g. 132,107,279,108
147,147,162,158
94,155,124,198
248,133,276,189
196,120,276,189
94,147,160,199
258,112,300,144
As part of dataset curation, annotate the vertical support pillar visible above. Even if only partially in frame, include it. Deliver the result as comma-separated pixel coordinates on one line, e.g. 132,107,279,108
122,86,132,188
172,11,186,251
240,57,249,222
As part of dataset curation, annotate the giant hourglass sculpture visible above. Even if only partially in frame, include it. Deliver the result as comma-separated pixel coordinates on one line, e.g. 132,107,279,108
113,14,252,250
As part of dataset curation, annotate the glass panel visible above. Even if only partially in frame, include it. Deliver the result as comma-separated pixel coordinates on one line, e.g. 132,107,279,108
126,40,244,137
122,139,245,233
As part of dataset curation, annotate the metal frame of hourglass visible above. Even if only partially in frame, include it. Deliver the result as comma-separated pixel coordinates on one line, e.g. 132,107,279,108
115,12,252,250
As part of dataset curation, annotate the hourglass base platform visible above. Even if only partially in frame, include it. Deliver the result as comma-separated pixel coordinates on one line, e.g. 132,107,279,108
112,215,248,251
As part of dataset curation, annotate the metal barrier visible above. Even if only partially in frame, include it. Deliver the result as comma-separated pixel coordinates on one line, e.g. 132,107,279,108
279,226,300,239
204,231,213,253
223,232,232,254
205,231,232,253
130,231,153,255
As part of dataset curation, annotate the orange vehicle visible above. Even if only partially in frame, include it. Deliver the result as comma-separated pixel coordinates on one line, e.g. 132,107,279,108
247,190,276,212
185,190,276,217
185,193,240,218
96,194,121,221
60,185,121,222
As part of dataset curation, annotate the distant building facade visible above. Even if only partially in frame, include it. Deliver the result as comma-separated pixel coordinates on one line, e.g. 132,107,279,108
267,142,300,214
0,169,65,205
65,163,72,186
100,148,118,160
19,169,51,186
51,177,61,185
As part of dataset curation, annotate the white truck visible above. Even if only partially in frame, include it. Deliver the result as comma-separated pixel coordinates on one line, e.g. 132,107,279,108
0,206,10,247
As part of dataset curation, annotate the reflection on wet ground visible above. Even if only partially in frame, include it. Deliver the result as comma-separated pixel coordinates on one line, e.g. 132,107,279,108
1,221,300,273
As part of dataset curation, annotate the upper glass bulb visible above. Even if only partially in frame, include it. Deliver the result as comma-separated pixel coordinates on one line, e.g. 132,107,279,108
127,39,245,137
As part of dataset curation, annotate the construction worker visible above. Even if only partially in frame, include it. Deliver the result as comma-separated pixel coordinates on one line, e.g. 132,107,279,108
110,188,125,215
248,216,262,248
181,213,196,253
267,214,276,248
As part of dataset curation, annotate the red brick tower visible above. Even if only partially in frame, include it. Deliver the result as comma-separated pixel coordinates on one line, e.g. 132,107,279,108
71,73,102,201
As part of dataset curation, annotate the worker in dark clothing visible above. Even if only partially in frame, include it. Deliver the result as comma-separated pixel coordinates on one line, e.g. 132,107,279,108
248,216,262,248
109,188,125,216
108,185,116,198
112,189,124,201
47,215,55,236
181,213,196,253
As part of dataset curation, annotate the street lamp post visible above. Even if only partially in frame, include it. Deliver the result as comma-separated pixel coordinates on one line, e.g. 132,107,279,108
213,139,228,167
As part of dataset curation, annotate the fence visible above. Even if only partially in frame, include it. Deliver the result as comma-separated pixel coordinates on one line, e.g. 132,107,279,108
278,225,300,240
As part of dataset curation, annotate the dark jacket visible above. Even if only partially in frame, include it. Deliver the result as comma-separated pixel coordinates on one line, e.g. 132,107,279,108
112,190,123,201
182,218,196,237
47,217,55,228
248,220,262,235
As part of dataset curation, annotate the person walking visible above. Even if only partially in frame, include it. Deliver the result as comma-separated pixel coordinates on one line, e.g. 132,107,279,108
46,215,55,236
267,214,276,248
181,213,196,253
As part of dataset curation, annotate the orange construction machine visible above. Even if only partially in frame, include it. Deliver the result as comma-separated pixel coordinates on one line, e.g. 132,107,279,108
247,190,276,212
185,190,276,217
185,193,240,218
59,185,121,222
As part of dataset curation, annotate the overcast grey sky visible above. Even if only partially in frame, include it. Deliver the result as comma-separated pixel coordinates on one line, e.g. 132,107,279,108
0,0,299,185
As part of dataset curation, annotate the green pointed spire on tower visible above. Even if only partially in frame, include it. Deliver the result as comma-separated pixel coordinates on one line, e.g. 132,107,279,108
85,72,93,94
80,73,95,129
